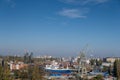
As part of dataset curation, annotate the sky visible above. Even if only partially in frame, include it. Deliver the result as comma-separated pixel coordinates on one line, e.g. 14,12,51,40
0,0,120,57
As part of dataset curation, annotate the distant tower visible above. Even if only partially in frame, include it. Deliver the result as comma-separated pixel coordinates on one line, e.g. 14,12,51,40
24,52,29,63
29,52,33,63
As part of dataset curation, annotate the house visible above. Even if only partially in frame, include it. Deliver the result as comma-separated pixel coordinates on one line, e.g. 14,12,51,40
8,61,28,71
105,57,120,63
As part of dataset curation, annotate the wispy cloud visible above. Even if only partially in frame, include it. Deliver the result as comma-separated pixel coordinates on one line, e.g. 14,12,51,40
57,0,110,19
58,8,89,18
59,0,109,5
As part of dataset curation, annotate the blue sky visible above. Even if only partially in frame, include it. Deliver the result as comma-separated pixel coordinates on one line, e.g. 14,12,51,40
0,0,120,57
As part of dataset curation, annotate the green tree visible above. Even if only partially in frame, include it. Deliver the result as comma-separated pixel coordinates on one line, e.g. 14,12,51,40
90,59,96,66
14,70,20,79
113,59,120,80
31,65,44,80
96,59,102,66
102,66,109,72
0,64,13,80
91,74,104,80
17,68,29,80
17,64,45,80
114,60,117,77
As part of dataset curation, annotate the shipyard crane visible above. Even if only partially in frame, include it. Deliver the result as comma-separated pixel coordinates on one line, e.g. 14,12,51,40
77,44,89,80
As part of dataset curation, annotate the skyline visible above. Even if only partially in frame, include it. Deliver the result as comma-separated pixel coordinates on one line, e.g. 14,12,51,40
0,0,120,57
